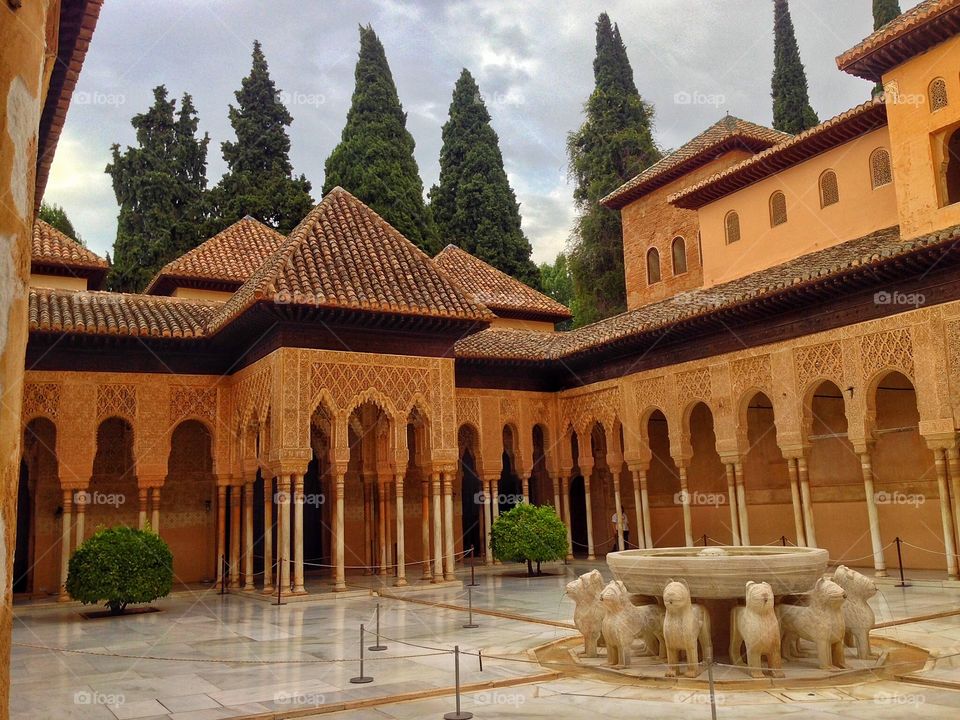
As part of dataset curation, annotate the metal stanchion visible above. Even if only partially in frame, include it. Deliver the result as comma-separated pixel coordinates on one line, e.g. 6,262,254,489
274,558,285,606
369,602,387,651
350,624,374,684
781,535,787,547
220,555,226,595
701,534,708,547
468,546,478,587
462,586,478,629
477,649,483,672
706,658,718,720
895,537,911,588
442,645,472,720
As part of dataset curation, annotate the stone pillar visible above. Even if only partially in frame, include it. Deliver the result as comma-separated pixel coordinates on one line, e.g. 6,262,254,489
948,448,960,562
59,490,72,600
292,474,305,594
334,473,346,591
561,476,574,560
278,475,291,591
612,470,624,551
797,455,817,547
786,458,806,547
216,485,227,589
859,452,887,577
229,486,241,587
631,470,645,549
678,466,693,547
431,473,443,582
735,460,750,545
395,474,407,586
583,476,596,560
385,480,393,575
490,477,501,564
724,463,741,546
933,449,959,580
640,471,653,549
363,478,373,574
150,487,161,534
378,480,387,575
484,479,494,565
243,480,255,591
443,472,455,580
421,479,432,579
75,496,86,547
551,476,561,517
521,475,530,504
138,487,148,530
262,477,273,591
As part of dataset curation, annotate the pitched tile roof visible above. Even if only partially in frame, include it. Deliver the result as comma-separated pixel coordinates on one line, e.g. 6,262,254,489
433,245,571,322
28,288,217,339
209,187,494,333
144,216,286,295
837,0,960,82
32,219,108,271
670,99,888,210
456,223,958,362
601,117,789,209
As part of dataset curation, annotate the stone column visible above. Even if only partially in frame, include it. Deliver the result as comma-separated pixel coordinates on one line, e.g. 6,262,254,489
797,455,817,547
933,449,959,580
484,478,494,565
229,486,241,587
735,460,750,545
75,496,86,547
948,448,960,561
243,480,255,591
678,466,693,547
786,458,806,547
612,471,624,550
363,478,373,574
443,472,455,580
138,487,148,530
490,477,501,564
421,479,432,579
385,480,393,575
640,471,653,549
334,473,346,591
216,485,227,589
292,474,305,594
431,473,443,582
551,476,561,517
859,452,887,577
395,474,407,586
262,477,273,591
151,487,161,534
724,463,741,546
521,475,530,504
631,470,645,549
583,476,596,560
277,474,291,591
378,480,387,575
59,490,72,600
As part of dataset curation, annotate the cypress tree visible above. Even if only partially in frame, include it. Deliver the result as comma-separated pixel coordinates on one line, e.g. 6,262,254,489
107,87,209,292
38,201,82,244
771,0,819,134
873,0,902,30
323,25,439,254
430,69,539,288
567,13,660,326
208,41,313,235
539,253,574,330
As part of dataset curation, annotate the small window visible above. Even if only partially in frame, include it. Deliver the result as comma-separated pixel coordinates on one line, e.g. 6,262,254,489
769,191,787,227
819,170,839,208
930,78,948,111
671,237,687,274
724,211,740,244
869,148,892,188
646,247,661,284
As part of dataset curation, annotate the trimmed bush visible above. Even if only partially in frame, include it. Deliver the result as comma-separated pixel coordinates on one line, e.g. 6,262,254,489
66,526,173,615
491,503,568,576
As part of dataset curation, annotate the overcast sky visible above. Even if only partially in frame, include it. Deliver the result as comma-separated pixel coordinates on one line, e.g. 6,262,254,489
45,0,920,264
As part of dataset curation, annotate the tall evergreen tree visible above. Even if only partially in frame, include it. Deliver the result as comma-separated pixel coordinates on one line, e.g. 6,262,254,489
567,13,660,326
771,0,819,134
107,87,209,292
323,25,439,254
208,41,313,235
38,201,82,244
430,69,539,287
539,252,574,330
873,0,902,29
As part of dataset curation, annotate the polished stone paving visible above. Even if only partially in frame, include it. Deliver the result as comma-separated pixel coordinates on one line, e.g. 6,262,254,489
11,561,960,719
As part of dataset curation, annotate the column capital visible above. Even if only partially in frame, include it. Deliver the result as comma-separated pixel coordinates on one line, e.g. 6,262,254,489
138,475,166,489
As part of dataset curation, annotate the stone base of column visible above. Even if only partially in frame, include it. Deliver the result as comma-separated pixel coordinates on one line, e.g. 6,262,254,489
290,588,308,596
874,569,889,578
394,577,408,587
333,582,347,592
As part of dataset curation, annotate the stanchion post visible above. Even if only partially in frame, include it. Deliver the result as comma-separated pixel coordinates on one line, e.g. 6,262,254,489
468,546,478,587
369,602,387,651
350,624,374,684
463,586,479,629
701,534,708,547
895,536,911,588
781,535,787,547
442,645,472,720
706,657,718,720
275,557,285,606
478,649,483,672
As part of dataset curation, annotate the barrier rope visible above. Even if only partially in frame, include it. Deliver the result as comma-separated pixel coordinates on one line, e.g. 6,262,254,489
301,547,473,571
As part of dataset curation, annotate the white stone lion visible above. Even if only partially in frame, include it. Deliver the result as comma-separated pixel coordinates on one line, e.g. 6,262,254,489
599,580,665,668
834,565,878,659
776,577,847,670
729,580,784,678
662,579,712,678
566,569,606,657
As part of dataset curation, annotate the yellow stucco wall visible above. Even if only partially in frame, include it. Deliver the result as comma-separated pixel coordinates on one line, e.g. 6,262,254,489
171,286,233,302
697,128,898,287
489,316,557,332
29,273,87,291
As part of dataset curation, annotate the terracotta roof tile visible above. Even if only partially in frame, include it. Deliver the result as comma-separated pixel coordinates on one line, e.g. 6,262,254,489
837,0,960,81
456,223,956,362
209,187,493,333
144,216,286,294
28,288,218,339
601,117,790,209
670,99,887,209
32,219,108,271
433,245,571,322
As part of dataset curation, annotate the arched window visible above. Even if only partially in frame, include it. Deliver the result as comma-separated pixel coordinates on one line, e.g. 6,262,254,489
646,247,661,284
930,78,948,111
945,127,960,205
819,170,839,208
671,237,687,274
724,211,740,244
870,148,892,188
769,191,787,227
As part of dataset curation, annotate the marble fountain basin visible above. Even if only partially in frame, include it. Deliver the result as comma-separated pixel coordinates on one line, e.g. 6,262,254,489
607,546,829,599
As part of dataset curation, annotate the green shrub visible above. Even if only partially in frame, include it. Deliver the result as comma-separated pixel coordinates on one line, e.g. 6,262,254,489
491,503,568,576
66,526,173,614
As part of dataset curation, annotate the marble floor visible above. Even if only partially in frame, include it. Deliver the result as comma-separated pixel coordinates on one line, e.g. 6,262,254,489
10,561,960,720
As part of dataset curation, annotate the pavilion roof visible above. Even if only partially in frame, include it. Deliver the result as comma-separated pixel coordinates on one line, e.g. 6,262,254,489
31,219,108,288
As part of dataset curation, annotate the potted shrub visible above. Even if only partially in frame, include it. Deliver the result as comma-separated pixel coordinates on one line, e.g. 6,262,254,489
491,503,568,576
66,526,173,615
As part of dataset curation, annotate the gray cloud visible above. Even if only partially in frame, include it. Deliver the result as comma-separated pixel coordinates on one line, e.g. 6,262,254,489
46,0,918,265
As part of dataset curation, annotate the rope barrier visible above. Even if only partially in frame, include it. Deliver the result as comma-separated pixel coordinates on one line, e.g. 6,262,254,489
301,548,472,571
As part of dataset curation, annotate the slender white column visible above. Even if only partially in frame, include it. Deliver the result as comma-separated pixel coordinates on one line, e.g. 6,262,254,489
678,466,693,547
484,479,494,565
75,500,86,547
947,448,960,566
631,471,644,549
138,487,148,530
262,477,273,591
612,472,624,550
278,475,291,591
735,461,750,545
521,476,530,504
797,456,817,547
150,487,160,534
859,452,887,577
432,473,443,582
378,480,387,575
725,463,741,546
216,485,226,589
229,486,241,587
561,476,573,560
640,471,653,548
552,476,561,517
584,476,595,560
293,474,305,594
243,480,255,590
421,479,432,579
787,458,806,547
59,490,72,600
490,478,501,564
933,449,959,579
363,478,373,574
443,473,455,580
395,474,407,586
385,480,393,575
334,474,346,591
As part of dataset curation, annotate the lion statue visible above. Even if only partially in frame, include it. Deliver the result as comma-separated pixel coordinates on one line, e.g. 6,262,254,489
729,580,784,678
834,565,878,659
776,577,847,670
599,580,665,668
566,569,606,657
662,579,712,678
